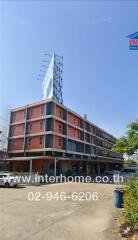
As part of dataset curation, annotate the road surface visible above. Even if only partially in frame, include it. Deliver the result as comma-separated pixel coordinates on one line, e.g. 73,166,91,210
0,183,121,240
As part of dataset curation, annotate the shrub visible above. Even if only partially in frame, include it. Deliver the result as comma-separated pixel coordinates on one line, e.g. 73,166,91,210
123,178,138,231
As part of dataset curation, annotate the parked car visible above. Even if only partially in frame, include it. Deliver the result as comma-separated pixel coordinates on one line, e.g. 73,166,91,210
104,170,121,175
0,173,18,187
122,166,138,174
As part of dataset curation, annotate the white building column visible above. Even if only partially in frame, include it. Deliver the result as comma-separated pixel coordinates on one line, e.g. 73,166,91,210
29,159,32,175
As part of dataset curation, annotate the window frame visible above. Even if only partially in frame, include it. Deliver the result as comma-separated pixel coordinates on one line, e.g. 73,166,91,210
29,123,33,132
40,121,44,130
29,109,34,118
39,136,43,145
28,138,32,146
59,124,62,132
59,110,62,118
41,105,45,115
59,137,62,147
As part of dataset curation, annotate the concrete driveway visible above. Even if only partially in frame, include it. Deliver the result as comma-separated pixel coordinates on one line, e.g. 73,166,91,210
0,183,121,240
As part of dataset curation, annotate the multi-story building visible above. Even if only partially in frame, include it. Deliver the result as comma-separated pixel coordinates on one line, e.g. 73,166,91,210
7,99,123,176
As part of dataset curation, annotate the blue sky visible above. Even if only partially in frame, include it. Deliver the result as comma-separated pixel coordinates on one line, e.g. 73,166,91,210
0,1,138,144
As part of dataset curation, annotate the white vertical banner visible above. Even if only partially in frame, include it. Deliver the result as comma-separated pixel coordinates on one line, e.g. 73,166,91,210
42,53,55,100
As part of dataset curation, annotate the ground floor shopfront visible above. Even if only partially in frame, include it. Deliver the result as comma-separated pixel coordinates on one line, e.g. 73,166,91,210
8,156,123,176
0,160,9,171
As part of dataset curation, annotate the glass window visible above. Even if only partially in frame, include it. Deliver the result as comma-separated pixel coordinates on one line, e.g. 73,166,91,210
12,113,16,122
28,138,32,146
12,126,16,136
78,132,80,138
59,138,62,147
91,126,95,134
40,121,44,130
91,136,94,144
41,105,45,115
59,110,62,118
59,124,62,132
85,134,87,141
39,136,43,145
29,123,33,132
29,109,34,117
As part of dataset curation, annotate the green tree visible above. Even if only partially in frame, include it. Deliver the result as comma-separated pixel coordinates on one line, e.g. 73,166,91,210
123,178,138,231
124,159,137,167
112,120,138,155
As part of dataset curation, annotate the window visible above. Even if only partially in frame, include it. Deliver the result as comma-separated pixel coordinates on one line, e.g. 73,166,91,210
29,123,33,132
78,132,80,138
41,105,45,115
39,136,43,145
29,109,34,118
59,138,62,147
96,129,101,137
11,140,15,148
85,134,87,141
59,124,62,132
74,131,76,137
40,121,44,130
59,110,62,118
28,138,32,146
12,113,16,122
74,119,76,125
91,126,95,134
91,147,95,155
11,126,16,136
68,140,76,152
91,137,94,144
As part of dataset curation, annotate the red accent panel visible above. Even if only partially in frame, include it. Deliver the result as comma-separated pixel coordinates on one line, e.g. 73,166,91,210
26,120,45,134
27,104,45,119
10,124,24,137
9,139,23,151
55,105,64,119
26,136,44,149
68,126,80,140
53,135,64,149
55,120,64,134
11,110,25,123
68,112,80,127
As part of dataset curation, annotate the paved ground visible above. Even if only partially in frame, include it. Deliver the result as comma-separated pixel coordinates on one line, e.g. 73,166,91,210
0,183,121,240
